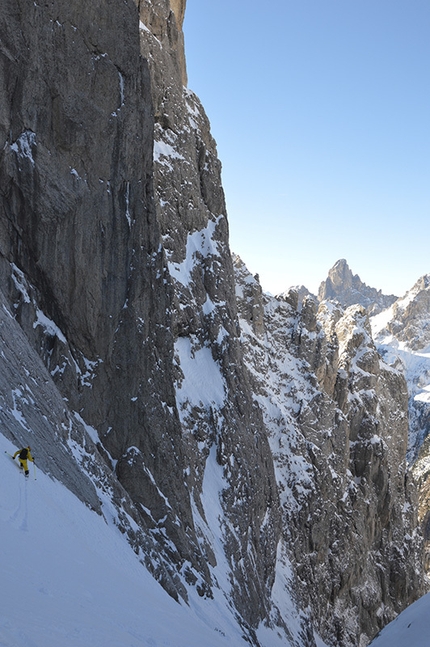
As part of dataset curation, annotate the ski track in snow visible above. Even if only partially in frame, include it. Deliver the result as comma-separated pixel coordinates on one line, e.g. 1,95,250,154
0,436,249,647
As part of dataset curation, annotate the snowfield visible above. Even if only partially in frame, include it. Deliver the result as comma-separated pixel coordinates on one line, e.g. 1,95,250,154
0,435,247,647
369,591,430,647
0,430,328,647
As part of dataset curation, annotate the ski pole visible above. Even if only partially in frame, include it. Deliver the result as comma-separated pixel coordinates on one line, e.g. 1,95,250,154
33,462,37,480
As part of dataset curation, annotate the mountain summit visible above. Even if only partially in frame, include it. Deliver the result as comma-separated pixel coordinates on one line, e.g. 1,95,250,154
318,259,397,314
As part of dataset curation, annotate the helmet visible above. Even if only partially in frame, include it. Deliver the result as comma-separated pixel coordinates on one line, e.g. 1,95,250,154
27,446,31,450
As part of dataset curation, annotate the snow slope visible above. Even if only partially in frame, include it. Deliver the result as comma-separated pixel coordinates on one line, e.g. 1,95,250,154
369,592,430,647
0,435,248,647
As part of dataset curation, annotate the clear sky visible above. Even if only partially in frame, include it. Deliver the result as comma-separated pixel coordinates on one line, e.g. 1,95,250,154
183,1,430,297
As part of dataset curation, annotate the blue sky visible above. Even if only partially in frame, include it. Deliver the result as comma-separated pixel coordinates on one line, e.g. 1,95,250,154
183,1,429,297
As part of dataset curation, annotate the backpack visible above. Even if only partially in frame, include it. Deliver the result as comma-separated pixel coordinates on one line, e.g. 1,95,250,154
19,448,28,460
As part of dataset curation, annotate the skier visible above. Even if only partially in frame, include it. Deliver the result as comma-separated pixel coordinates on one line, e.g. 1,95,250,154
13,446,34,476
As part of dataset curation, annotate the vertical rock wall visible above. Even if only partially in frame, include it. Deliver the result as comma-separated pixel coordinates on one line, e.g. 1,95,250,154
138,0,282,631
0,0,282,633
0,0,207,598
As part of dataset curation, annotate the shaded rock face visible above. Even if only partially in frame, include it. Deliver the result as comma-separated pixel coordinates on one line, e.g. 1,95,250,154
319,259,397,315
1,0,281,636
138,3,282,630
0,0,155,421
0,0,207,599
234,255,424,647
411,439,430,572
0,285,101,512
0,277,195,599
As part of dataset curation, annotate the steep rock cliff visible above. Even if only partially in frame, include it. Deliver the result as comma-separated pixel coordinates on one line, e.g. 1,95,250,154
138,0,282,630
371,276,430,574
234,255,424,646
0,0,209,600
0,0,281,637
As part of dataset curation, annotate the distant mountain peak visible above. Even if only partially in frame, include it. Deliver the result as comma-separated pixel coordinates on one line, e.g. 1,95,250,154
318,259,398,315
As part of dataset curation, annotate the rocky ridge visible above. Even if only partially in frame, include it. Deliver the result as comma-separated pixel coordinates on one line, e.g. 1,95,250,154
314,260,430,592
234,254,424,646
138,0,282,630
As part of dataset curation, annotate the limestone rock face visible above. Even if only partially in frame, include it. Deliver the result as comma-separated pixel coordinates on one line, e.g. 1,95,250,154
1,0,281,636
139,0,187,86
0,280,185,596
371,276,430,578
234,256,424,647
378,275,430,351
372,277,430,458
0,285,100,512
319,259,397,315
138,7,282,631
0,0,206,599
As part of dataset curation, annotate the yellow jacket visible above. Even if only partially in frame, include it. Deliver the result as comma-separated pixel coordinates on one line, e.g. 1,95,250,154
13,447,34,463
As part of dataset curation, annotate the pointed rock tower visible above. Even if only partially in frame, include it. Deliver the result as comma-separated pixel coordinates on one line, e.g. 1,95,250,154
318,259,397,314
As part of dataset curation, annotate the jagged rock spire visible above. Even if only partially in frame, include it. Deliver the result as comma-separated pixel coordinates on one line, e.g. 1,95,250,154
318,259,397,315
